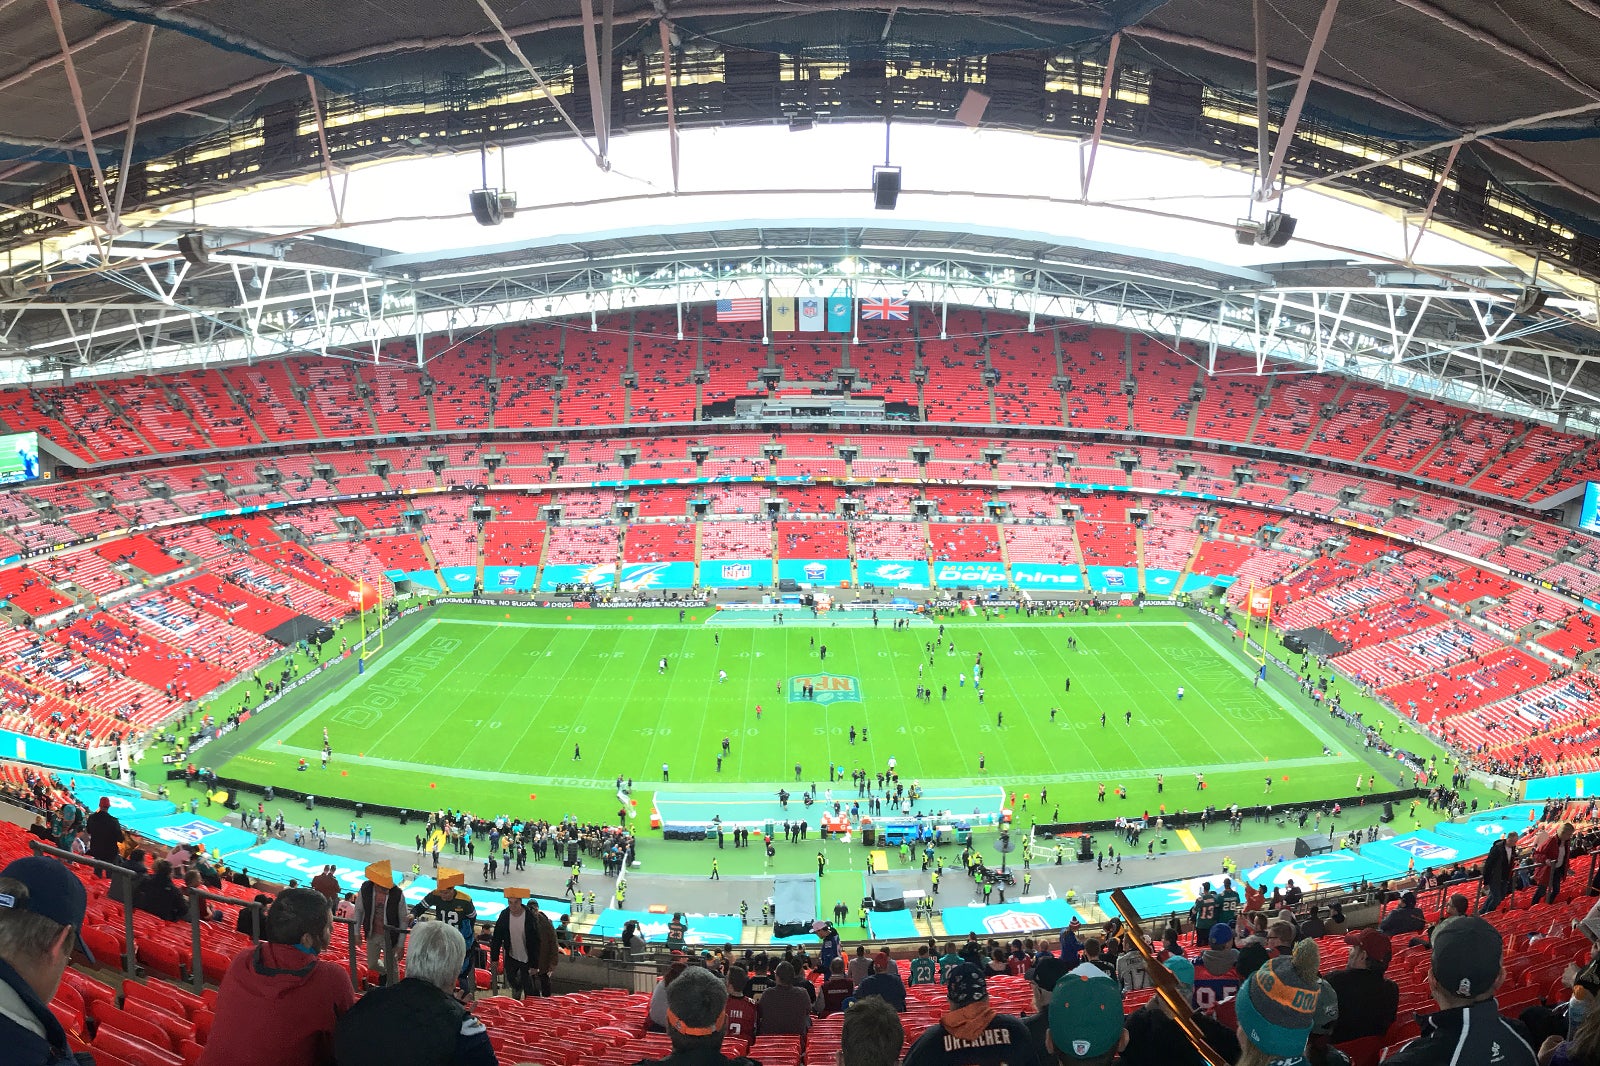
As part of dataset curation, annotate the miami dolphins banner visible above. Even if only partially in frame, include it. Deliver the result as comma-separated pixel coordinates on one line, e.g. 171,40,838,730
939,899,1084,937
857,560,930,588
1241,850,1400,892
1010,563,1084,591
778,559,851,586
440,567,478,592
700,559,773,588
539,562,696,591
1143,569,1182,594
933,561,1009,588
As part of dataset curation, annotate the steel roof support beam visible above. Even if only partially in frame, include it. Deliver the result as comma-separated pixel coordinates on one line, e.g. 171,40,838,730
305,75,347,225
1256,0,1340,202
1251,0,1271,188
1405,142,1459,264
1079,32,1120,201
658,17,681,194
1126,26,1600,213
578,0,613,165
44,0,113,232
108,23,155,231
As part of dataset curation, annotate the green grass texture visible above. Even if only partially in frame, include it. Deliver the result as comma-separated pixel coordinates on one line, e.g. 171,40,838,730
212,604,1439,825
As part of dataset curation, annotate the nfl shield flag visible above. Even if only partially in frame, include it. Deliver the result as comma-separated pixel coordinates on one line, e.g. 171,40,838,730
798,297,825,332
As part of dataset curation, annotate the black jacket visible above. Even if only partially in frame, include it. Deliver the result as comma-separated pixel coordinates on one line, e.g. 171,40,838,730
85,809,122,862
133,875,188,921
1481,842,1516,890
1324,968,1400,1043
489,905,558,973
333,977,498,1066
1385,999,1535,1066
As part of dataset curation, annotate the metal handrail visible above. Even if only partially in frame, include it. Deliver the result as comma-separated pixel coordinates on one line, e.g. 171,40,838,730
25,840,366,991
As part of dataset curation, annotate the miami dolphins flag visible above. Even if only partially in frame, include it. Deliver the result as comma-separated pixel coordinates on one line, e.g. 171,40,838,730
826,293,853,332
771,297,797,332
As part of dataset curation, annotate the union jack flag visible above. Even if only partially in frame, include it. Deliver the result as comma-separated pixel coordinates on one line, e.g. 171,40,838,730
859,297,910,321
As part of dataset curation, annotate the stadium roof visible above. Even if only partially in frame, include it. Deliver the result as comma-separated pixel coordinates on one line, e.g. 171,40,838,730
1,0,1599,420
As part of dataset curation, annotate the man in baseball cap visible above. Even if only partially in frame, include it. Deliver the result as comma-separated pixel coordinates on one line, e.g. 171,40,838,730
902,963,1041,1066
1325,930,1398,1043
0,856,95,1064
1047,971,1127,1066
1385,917,1534,1066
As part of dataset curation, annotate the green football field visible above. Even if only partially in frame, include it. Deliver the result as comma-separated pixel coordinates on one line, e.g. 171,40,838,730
210,603,1431,826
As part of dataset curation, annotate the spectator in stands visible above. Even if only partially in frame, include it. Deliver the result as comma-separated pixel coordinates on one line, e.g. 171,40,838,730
1325,930,1399,1044
841,996,906,1066
1388,917,1534,1066
84,796,121,878
1535,825,1578,906
1480,833,1519,914
757,961,813,1036
1115,936,1149,991
199,887,354,1066
1045,969,1128,1066
0,857,93,1066
817,957,855,1016
334,919,497,1066
1200,924,1239,976
355,861,404,989
856,950,908,1012
638,964,759,1066
311,864,339,904
849,945,873,984
724,967,758,1039
133,858,188,920
902,963,1039,1066
236,894,272,938
1122,957,1238,1066
1023,953,1070,1061
1233,942,1322,1066
1379,892,1427,937
489,887,557,1000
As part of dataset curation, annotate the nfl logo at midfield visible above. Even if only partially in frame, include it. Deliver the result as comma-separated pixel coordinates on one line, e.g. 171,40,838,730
788,674,862,706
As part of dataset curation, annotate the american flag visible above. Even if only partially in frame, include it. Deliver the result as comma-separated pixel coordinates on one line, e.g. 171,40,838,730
860,297,910,321
715,298,763,322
